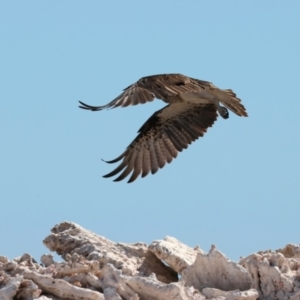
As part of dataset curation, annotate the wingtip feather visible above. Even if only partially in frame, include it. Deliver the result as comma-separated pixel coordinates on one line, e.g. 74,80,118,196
78,101,104,111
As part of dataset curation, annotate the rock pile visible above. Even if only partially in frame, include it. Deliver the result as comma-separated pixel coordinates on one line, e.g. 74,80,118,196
0,222,299,300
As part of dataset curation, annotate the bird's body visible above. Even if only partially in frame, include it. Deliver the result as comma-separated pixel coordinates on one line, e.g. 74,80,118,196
79,73,248,183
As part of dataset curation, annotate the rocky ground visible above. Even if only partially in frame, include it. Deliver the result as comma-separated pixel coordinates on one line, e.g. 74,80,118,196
1,222,299,300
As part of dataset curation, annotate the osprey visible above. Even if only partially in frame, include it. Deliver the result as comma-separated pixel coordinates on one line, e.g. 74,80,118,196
79,73,248,183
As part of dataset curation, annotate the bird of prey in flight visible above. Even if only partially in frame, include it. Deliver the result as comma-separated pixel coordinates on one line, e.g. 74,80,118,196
79,73,247,183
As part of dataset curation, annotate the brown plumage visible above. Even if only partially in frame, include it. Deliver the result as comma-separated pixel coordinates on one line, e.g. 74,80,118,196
79,73,248,183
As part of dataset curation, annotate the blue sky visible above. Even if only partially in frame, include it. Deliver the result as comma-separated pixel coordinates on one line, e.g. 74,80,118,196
1,1,299,262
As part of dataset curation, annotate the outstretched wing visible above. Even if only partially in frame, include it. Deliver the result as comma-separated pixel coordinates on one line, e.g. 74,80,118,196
78,74,210,111
78,83,156,111
103,103,218,183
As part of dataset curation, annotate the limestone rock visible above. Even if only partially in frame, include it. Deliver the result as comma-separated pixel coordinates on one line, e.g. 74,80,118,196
277,244,300,259
202,288,259,300
240,246,300,300
43,222,177,283
1,221,299,300
149,236,202,273
181,245,252,291
149,237,251,292
0,274,23,300
24,269,104,300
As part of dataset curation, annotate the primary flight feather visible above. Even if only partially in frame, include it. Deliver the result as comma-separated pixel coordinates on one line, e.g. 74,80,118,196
79,73,248,183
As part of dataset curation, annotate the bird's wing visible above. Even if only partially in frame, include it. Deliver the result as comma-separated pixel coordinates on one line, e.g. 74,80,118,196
136,73,208,101
79,74,247,116
78,74,208,111
78,83,156,111
102,102,218,183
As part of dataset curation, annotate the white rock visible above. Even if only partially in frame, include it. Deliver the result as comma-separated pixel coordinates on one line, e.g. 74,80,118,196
277,244,300,258
240,246,300,300
43,222,177,283
224,289,259,300
181,245,251,291
149,236,202,273
202,288,259,300
202,287,229,298
23,269,104,300
127,274,205,300
41,254,54,267
97,263,138,299
0,257,8,264
103,287,123,300
15,278,42,299
0,275,23,300
1,221,300,300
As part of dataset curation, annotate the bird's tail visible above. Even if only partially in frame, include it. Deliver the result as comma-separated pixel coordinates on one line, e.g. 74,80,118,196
212,88,248,117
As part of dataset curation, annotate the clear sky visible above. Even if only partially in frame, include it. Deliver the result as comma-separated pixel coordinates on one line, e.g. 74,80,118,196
1,1,299,262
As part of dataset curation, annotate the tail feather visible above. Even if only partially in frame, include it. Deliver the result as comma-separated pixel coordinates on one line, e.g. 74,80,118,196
222,89,248,117
211,88,248,117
